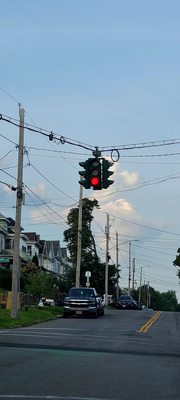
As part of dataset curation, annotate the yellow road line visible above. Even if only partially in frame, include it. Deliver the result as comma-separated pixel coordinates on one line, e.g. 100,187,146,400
137,311,161,333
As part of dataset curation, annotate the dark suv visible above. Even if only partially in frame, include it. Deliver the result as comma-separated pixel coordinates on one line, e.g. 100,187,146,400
116,295,138,310
63,287,104,318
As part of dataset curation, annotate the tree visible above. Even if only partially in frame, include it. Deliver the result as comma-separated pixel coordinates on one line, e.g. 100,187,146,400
63,198,117,294
134,285,179,311
159,290,178,311
24,272,54,299
64,198,99,265
173,248,180,279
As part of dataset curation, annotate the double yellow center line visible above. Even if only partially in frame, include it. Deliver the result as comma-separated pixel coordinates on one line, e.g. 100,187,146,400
137,311,161,333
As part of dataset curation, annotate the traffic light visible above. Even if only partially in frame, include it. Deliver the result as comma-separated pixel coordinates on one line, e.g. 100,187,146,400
79,160,91,189
102,158,114,189
89,158,102,190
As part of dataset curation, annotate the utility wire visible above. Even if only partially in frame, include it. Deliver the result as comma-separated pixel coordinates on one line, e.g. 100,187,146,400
0,147,17,162
2,113,180,154
0,86,20,105
100,210,180,237
24,185,68,225
0,132,18,146
0,168,17,181
25,157,78,203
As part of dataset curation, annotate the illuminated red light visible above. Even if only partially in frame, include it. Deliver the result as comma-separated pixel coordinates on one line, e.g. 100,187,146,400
90,176,99,186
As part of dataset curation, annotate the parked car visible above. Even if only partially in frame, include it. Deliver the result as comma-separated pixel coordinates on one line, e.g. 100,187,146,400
38,298,55,307
136,301,143,310
63,287,105,318
116,295,138,310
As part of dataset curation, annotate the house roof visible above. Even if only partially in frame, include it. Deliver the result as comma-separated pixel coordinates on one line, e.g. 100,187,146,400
24,232,40,241
0,213,7,220
7,217,24,231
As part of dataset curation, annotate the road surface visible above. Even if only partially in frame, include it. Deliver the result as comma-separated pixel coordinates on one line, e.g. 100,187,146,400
0,309,180,400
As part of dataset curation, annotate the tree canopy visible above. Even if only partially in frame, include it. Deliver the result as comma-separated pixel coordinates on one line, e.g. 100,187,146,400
63,197,118,295
173,248,180,279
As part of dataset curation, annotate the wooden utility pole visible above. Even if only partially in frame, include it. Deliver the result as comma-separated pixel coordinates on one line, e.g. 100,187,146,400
138,266,142,302
11,106,24,318
75,183,83,287
105,213,110,306
128,240,131,295
116,232,119,299
132,257,135,294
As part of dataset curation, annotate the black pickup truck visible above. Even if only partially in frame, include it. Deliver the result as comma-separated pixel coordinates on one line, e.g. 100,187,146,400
63,287,104,318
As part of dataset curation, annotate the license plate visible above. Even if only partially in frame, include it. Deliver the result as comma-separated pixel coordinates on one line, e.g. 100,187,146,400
122,305,126,307
76,310,82,315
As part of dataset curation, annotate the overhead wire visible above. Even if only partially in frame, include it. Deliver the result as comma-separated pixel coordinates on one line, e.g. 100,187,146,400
2,113,180,155
24,187,68,227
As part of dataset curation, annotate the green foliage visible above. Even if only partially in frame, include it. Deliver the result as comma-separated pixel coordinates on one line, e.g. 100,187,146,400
173,248,180,279
0,307,63,329
32,253,39,267
0,269,12,291
64,198,99,265
134,286,179,311
24,272,54,299
157,290,178,311
63,198,117,294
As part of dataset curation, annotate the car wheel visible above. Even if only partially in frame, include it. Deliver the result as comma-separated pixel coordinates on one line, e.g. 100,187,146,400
93,310,98,318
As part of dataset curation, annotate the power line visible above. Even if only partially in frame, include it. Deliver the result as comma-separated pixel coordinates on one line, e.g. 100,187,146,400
0,85,20,105
24,185,68,226
0,132,18,146
99,210,180,237
0,147,17,162
25,157,78,203
0,168,17,182
2,113,180,154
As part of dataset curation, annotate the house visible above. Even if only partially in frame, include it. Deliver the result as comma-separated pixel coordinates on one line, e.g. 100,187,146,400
0,212,69,277
0,213,28,268
39,240,63,274
23,232,41,260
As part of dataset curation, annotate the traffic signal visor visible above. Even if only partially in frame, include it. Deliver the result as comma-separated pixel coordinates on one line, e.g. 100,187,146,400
79,160,91,189
102,159,114,189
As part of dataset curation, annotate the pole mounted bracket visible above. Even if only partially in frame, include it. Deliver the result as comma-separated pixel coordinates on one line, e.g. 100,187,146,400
93,147,101,158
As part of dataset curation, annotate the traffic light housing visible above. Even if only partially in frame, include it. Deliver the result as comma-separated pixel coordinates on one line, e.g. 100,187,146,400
79,158,102,190
89,158,102,190
102,159,114,189
79,160,91,189
79,157,114,190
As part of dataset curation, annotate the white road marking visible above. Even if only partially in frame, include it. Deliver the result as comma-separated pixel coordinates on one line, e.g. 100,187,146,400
0,396,116,400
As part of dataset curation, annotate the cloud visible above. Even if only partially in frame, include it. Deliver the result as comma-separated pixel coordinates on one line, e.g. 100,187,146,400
30,182,47,197
119,170,139,186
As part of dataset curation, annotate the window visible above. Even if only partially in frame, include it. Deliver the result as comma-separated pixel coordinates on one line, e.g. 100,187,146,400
27,245,32,256
0,234,5,251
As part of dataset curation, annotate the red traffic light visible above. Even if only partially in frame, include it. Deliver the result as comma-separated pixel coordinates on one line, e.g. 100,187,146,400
90,176,100,186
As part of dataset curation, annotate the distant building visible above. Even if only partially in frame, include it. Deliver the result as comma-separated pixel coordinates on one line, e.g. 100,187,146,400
0,212,69,277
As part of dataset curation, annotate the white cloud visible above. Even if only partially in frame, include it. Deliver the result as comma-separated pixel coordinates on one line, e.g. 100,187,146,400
30,182,47,197
119,170,139,186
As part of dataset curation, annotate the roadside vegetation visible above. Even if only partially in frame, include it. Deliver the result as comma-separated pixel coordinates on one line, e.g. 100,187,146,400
0,306,63,329
0,198,180,328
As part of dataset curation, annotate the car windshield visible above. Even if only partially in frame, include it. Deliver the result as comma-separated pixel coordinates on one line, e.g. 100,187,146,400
119,295,131,301
68,288,95,298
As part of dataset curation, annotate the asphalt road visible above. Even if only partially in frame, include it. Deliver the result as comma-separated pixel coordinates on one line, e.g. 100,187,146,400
0,309,180,400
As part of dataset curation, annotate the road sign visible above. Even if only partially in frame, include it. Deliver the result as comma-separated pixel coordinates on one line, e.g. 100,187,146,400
0,258,10,263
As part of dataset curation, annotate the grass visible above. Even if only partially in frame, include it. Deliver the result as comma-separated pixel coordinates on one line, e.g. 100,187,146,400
0,306,63,329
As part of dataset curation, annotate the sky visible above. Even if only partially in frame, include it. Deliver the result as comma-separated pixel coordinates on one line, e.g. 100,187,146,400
1,0,180,301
